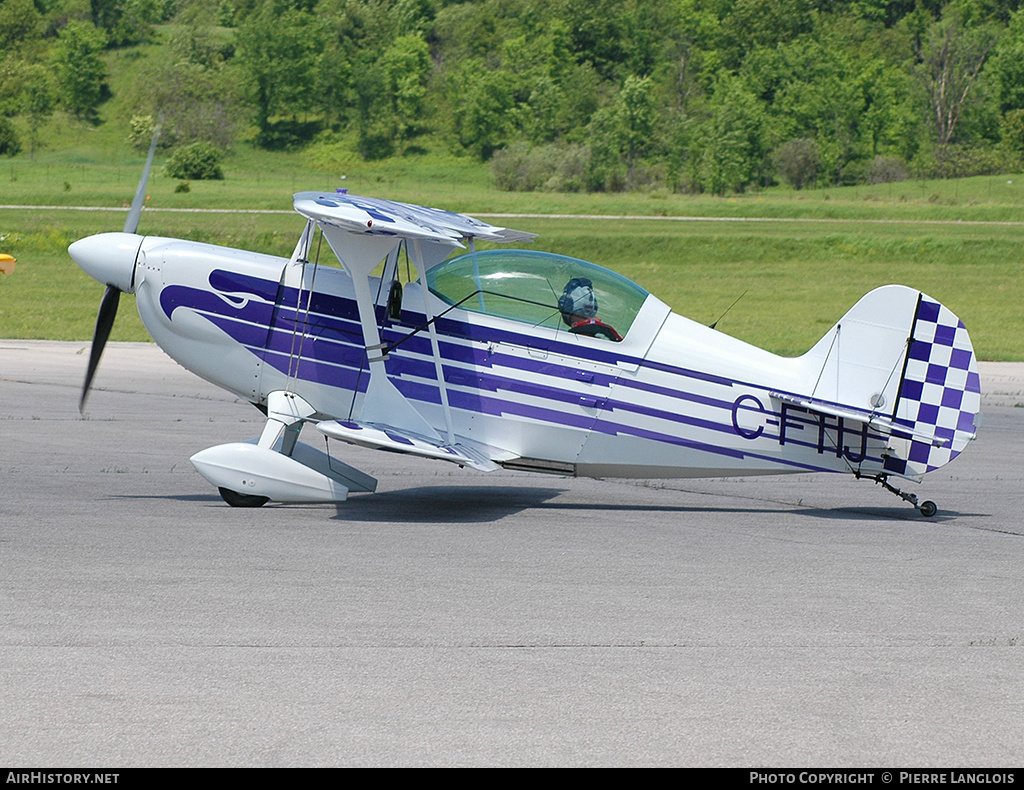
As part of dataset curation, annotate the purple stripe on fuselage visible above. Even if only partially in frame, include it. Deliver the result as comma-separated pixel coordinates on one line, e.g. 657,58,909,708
214,273,767,397
261,347,369,393
612,375,738,412
186,290,776,446
590,416,859,474
446,389,597,431
263,324,364,367
202,314,272,348
160,284,276,327
200,299,771,444
193,272,897,418
393,377,443,406
641,359,736,387
170,271,890,464
209,270,281,302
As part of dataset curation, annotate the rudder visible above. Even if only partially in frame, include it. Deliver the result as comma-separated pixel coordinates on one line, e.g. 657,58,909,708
884,292,981,477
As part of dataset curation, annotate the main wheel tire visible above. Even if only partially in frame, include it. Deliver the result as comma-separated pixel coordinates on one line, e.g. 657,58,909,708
218,487,269,508
919,500,938,518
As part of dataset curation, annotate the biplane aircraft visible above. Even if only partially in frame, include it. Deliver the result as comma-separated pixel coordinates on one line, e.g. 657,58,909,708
69,148,980,516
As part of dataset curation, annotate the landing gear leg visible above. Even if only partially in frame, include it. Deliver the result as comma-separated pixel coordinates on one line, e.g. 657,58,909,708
868,474,938,517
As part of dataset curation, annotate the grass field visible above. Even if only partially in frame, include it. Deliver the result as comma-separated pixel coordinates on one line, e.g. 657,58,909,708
2,145,1023,360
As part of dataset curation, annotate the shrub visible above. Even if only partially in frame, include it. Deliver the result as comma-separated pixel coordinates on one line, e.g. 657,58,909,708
0,118,21,157
491,142,590,192
1001,109,1024,154
773,138,819,190
866,155,908,184
128,115,158,152
257,119,322,151
357,120,396,161
491,142,540,191
164,142,223,180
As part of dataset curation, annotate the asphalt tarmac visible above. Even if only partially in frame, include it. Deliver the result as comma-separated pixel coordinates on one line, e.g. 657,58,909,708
2,341,1023,767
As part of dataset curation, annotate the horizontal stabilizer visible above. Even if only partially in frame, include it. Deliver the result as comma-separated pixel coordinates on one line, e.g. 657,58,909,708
316,419,506,472
770,392,955,446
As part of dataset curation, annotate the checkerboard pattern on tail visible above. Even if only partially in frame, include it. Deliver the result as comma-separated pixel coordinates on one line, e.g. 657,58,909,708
885,295,981,477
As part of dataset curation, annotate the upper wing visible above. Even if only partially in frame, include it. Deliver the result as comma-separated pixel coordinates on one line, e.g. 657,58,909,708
293,192,537,248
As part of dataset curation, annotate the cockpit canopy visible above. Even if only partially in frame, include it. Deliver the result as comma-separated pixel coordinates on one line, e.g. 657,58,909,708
427,249,649,340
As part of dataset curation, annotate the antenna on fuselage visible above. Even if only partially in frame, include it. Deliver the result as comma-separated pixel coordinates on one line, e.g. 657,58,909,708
709,290,748,330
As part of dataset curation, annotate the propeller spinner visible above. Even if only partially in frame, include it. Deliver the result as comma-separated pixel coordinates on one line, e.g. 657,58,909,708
72,123,160,411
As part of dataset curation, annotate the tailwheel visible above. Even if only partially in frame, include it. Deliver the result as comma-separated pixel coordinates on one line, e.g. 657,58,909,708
866,474,938,517
218,487,270,508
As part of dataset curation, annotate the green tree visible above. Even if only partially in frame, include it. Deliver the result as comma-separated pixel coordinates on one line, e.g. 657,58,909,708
0,56,24,117
381,34,431,142
999,107,1024,165
432,0,507,64
565,0,629,80
0,0,43,52
453,65,516,160
690,75,770,194
52,21,107,122
655,0,721,115
131,59,241,149
0,118,20,157
522,76,567,144
584,105,626,191
741,23,911,186
90,0,163,46
237,2,324,136
565,0,667,80
498,20,577,144
169,19,223,69
352,55,394,159
315,45,354,128
769,39,867,185
912,5,1000,165
616,75,657,174
19,63,57,159
392,0,435,35
986,7,1024,112
719,0,816,68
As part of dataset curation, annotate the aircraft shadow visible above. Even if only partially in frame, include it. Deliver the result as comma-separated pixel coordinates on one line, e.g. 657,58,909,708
118,490,993,526
331,485,565,523
528,501,986,522
119,493,226,504
791,505,986,523
330,485,892,524
335,489,995,525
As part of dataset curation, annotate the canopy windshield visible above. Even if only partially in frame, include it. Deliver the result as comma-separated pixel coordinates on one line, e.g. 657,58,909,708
427,249,649,340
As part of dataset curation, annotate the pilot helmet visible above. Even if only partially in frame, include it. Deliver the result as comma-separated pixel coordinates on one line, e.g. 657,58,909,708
559,277,598,325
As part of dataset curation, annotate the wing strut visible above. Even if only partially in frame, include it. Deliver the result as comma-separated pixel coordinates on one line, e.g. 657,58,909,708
319,226,442,440
410,238,455,444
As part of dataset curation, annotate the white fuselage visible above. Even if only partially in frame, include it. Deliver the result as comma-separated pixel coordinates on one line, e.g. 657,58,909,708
125,234,886,481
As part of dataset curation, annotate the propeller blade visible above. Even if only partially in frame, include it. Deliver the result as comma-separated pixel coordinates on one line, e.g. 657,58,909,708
80,285,121,412
80,120,160,410
123,120,162,235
